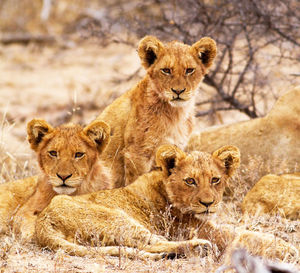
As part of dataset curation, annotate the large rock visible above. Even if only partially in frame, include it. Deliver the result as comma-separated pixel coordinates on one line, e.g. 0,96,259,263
241,173,300,219
187,86,300,175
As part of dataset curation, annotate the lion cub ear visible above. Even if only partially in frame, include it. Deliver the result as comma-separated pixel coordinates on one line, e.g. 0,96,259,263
156,145,186,176
138,35,164,69
212,145,240,177
27,119,54,151
83,120,110,154
191,37,217,70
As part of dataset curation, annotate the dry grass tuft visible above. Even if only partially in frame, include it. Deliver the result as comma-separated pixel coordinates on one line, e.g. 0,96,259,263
0,116,35,183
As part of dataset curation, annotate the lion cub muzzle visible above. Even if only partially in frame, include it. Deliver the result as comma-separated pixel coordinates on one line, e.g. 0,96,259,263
52,173,78,195
56,173,72,183
171,87,186,102
199,200,214,209
171,88,186,96
198,201,217,216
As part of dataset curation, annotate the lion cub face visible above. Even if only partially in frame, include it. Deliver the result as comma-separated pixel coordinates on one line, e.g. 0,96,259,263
27,119,110,195
156,145,240,217
138,36,217,107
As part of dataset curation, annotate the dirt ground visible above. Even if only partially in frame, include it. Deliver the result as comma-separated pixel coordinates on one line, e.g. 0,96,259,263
0,40,299,272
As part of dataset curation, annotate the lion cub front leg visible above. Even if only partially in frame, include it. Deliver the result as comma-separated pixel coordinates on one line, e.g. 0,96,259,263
13,180,55,242
0,177,38,235
13,206,38,242
144,236,212,257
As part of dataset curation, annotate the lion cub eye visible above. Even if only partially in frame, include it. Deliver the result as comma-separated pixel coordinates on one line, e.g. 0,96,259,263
48,151,57,157
161,68,171,75
75,152,85,159
185,68,195,75
184,177,196,186
211,177,221,185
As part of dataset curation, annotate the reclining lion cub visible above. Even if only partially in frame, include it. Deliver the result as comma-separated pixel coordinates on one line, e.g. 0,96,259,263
36,144,298,261
36,144,239,259
97,35,217,187
0,119,112,242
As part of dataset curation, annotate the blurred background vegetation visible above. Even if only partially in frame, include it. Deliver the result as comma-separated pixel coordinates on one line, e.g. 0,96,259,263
0,0,299,119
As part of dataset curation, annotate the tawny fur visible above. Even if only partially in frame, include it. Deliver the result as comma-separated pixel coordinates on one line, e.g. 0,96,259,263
0,176,38,234
222,228,299,264
187,86,300,176
36,144,240,258
96,35,217,187
36,145,298,261
0,119,112,242
242,173,300,219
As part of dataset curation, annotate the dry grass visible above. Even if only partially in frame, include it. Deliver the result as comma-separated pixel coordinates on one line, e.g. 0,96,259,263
0,163,299,272
0,40,299,272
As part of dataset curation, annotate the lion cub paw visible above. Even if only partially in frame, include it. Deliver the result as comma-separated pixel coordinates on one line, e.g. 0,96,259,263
12,217,36,243
189,238,212,256
177,239,212,257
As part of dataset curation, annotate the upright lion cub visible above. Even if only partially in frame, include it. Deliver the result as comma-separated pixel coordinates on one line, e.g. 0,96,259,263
0,119,112,242
97,35,217,187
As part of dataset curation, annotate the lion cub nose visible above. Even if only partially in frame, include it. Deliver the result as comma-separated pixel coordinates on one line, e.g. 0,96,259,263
171,88,186,95
199,200,214,208
56,173,72,182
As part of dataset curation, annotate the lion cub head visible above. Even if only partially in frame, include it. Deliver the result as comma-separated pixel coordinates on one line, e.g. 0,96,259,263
27,119,110,195
156,145,240,217
138,36,217,107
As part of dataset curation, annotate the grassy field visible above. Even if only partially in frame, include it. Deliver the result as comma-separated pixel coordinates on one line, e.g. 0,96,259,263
0,37,299,272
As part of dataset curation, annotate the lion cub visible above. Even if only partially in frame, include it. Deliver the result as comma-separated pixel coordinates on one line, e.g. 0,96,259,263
0,119,112,242
35,144,240,259
97,35,217,187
